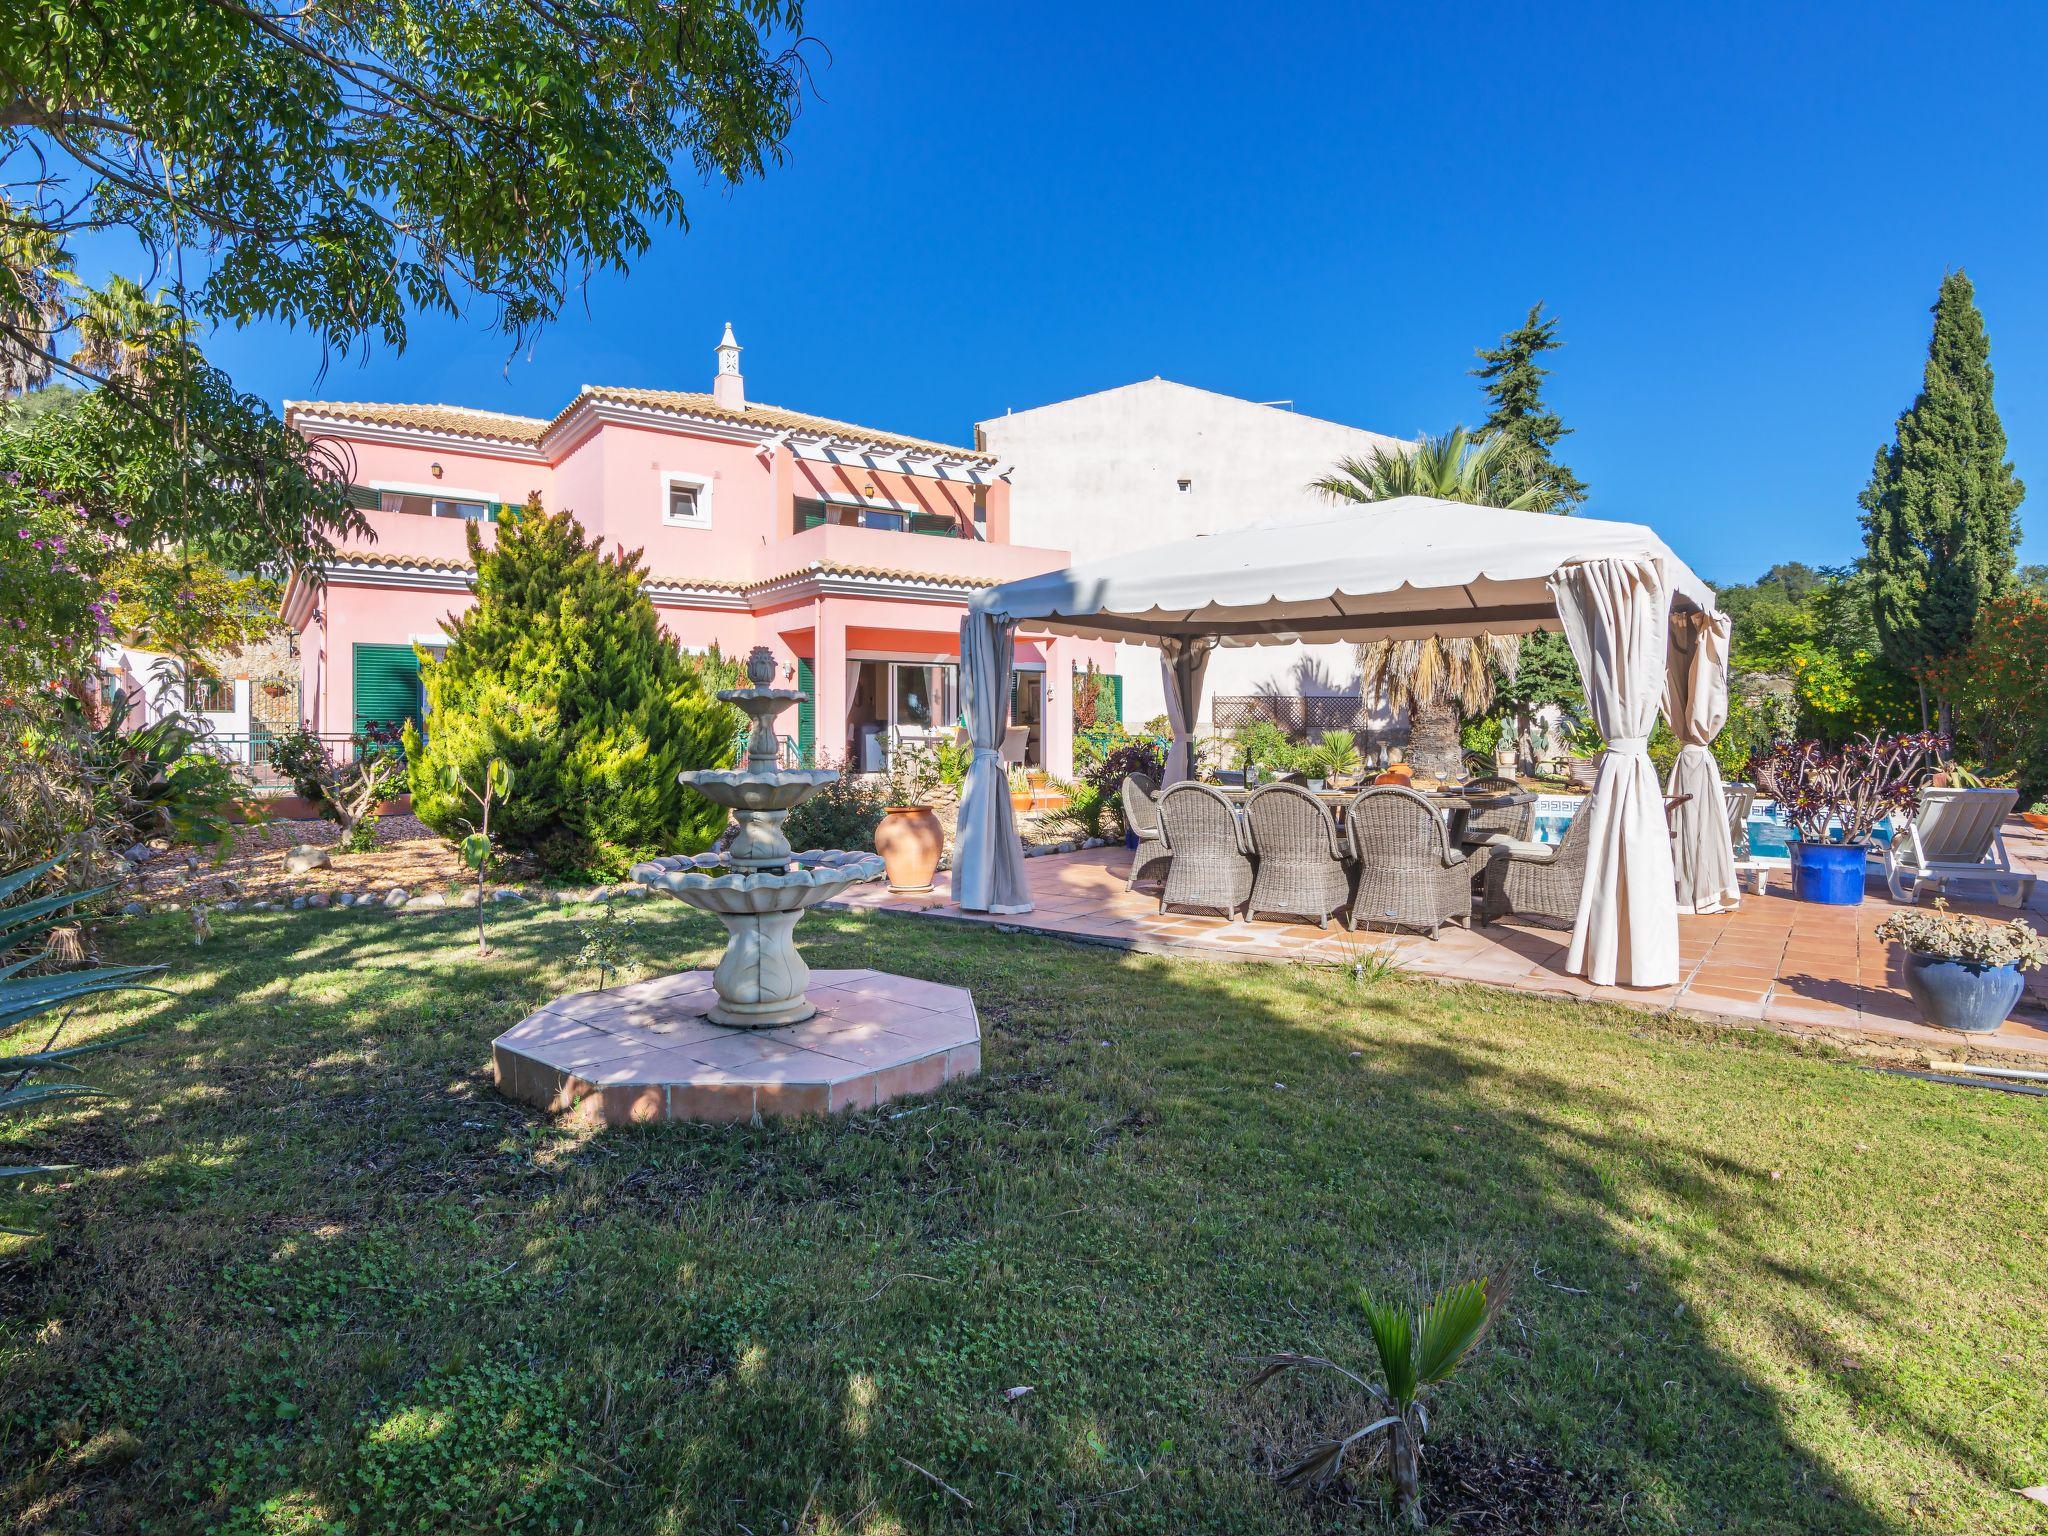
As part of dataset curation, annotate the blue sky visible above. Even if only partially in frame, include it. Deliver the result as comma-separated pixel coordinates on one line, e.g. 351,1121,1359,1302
176,0,2046,586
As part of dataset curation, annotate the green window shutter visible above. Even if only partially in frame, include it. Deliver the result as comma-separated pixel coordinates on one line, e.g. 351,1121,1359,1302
345,483,382,511
908,511,957,537
795,657,815,765
797,499,828,531
353,643,424,739
1108,674,1124,723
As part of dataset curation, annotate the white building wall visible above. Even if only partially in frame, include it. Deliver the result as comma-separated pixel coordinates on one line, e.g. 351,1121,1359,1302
978,379,1411,726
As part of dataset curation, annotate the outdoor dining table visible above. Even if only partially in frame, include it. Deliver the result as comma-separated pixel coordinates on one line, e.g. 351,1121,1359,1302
1203,782,1537,847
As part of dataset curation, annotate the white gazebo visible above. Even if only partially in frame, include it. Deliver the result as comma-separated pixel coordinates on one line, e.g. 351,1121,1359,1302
953,497,1737,988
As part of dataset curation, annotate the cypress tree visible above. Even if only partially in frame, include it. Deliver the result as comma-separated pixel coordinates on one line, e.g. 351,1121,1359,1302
1860,270,2025,726
405,498,741,876
1472,302,1588,513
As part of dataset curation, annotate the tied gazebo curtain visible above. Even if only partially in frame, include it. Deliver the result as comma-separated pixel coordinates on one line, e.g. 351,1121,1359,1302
955,611,1032,914
1664,609,1740,915
1548,557,1680,988
1160,636,1216,783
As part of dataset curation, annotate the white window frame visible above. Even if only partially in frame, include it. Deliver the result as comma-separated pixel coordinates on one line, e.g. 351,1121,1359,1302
660,470,714,529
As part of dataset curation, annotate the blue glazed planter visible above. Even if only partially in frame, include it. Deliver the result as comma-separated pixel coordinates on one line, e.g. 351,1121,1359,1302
1902,952,2026,1033
1787,837,1868,905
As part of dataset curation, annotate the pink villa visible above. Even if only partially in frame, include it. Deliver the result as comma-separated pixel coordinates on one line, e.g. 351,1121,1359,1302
280,328,1109,777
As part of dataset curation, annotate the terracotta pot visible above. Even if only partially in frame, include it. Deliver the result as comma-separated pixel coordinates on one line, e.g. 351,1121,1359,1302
1374,764,1415,787
1010,792,1033,812
876,805,943,891
2019,811,2048,832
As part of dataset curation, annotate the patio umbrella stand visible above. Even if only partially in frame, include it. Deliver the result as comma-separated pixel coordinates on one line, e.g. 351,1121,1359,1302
490,647,981,1125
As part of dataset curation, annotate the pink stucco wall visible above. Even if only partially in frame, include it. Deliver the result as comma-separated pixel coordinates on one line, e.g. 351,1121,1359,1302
296,405,1085,770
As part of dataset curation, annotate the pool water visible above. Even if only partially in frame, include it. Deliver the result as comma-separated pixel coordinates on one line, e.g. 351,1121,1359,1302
1531,796,1892,861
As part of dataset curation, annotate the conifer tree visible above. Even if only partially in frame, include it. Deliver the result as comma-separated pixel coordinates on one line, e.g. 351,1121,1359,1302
405,499,741,876
1860,271,2025,727
1472,302,1588,513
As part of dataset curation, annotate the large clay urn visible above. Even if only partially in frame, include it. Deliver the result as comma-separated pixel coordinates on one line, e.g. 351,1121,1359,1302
876,805,943,892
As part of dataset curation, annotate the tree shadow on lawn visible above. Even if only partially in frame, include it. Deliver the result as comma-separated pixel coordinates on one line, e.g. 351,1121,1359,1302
6,902,2034,1532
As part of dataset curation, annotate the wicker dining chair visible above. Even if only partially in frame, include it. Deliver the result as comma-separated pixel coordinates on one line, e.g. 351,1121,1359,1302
1342,786,1476,938
1156,782,1255,918
1478,802,1591,929
1456,775,1536,847
1122,773,1171,892
1243,783,1349,927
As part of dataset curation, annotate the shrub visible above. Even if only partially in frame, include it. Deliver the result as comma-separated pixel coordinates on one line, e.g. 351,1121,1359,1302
783,772,888,852
1083,739,1167,816
1230,719,1304,774
269,728,405,843
68,698,239,855
405,499,741,878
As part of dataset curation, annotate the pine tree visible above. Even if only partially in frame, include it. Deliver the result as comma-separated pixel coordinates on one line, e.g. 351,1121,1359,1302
1472,302,1588,514
405,498,741,876
1860,271,2025,727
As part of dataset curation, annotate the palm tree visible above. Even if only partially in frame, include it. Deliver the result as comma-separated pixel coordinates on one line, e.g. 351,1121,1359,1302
70,276,188,386
1313,429,1551,778
1355,632,1519,780
1312,425,1556,512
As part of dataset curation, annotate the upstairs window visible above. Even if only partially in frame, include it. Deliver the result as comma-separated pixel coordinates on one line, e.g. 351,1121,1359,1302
794,497,961,538
378,489,496,520
662,471,714,528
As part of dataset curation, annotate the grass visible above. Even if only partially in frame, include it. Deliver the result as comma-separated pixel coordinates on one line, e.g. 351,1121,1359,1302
3,898,2047,1533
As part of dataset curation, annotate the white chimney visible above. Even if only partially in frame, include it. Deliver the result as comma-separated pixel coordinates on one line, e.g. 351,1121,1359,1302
713,321,745,410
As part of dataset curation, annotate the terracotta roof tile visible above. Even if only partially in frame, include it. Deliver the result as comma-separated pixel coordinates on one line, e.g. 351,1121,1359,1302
288,389,992,462
287,401,549,445
563,387,994,461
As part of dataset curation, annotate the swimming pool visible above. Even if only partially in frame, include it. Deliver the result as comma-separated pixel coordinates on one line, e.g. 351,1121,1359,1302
1531,795,1892,862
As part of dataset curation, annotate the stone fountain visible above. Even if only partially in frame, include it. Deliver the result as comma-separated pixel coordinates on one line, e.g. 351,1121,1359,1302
490,645,979,1125
629,645,885,1026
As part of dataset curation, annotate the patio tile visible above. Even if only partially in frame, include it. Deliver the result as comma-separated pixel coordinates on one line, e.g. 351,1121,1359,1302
853,846,2048,1059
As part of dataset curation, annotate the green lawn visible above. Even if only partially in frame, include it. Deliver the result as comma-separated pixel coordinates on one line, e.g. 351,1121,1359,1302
3,900,2045,1533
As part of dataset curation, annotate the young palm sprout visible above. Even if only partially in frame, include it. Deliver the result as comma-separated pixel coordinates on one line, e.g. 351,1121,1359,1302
1251,1268,1510,1528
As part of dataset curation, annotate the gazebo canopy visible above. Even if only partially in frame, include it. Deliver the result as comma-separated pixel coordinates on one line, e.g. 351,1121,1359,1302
966,496,1718,644
954,495,1732,990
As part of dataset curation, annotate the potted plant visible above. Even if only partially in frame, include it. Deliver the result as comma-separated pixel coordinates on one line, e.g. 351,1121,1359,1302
1007,764,1034,813
2020,799,2048,833
875,741,944,892
1315,728,1362,787
1301,743,1332,792
1875,900,2048,1033
1748,733,1943,906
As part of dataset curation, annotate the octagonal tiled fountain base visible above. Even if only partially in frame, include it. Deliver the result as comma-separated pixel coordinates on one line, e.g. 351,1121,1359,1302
491,969,980,1125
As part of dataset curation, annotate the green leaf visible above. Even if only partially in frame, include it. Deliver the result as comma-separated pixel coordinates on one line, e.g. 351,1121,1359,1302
0,1082,109,1114
1414,1276,1500,1387
460,833,491,870
1360,1293,1416,1406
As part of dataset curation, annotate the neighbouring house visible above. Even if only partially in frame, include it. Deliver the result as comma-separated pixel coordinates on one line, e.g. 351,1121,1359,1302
279,327,1110,778
978,378,1412,737
97,632,300,771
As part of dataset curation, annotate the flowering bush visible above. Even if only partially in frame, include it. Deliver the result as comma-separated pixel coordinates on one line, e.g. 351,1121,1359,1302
1920,592,2048,780
0,473,119,694
1875,901,2048,969
1747,732,1945,845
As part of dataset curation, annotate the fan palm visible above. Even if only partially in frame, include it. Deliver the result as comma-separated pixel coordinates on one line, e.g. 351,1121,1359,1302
70,276,190,386
1313,428,1549,778
1251,1269,1511,1528
1311,426,1556,513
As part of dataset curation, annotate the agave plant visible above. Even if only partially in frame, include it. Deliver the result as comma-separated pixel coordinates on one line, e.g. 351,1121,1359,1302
1251,1269,1510,1528
1,860,164,1235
